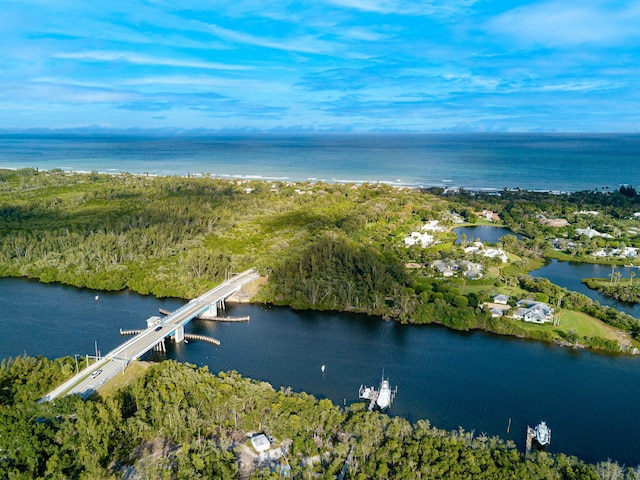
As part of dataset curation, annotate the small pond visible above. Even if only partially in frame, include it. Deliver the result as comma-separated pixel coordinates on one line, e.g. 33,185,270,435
454,225,521,244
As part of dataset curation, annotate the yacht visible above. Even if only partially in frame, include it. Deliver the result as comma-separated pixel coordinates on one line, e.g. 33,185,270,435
376,377,392,409
535,421,551,446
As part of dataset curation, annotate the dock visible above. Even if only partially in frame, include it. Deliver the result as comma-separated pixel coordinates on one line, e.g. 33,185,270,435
197,315,250,322
525,426,535,455
120,328,144,336
359,385,380,411
184,333,220,345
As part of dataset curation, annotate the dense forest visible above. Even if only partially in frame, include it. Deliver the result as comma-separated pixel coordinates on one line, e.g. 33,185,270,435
2,168,640,353
1,355,636,479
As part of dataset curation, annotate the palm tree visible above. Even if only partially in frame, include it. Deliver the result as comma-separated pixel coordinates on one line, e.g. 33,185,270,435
614,271,623,286
630,271,636,286
610,264,617,285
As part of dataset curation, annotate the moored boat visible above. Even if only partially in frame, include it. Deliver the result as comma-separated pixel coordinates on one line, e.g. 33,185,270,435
535,421,551,446
376,378,392,409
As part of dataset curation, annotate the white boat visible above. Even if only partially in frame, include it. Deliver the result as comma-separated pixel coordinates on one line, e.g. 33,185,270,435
535,421,551,446
376,378,392,409
359,372,397,410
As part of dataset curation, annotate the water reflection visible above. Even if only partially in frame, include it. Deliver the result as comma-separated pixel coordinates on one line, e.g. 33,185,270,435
454,225,521,244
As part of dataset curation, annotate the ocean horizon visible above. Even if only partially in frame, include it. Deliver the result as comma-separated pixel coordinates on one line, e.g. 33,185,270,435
1,132,639,192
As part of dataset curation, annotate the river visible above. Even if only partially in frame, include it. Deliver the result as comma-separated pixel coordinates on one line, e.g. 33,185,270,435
2,277,640,466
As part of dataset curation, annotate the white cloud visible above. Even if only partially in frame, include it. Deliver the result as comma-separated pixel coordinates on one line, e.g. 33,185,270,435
487,1,640,48
204,23,343,55
325,0,478,16
54,51,253,71
342,27,393,41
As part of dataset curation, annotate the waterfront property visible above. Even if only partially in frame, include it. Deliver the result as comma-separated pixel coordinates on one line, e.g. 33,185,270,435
513,300,554,324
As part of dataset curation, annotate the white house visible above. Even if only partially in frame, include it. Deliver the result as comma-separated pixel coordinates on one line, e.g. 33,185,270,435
483,248,509,263
251,434,271,453
513,300,554,324
432,259,482,279
431,259,458,277
464,242,508,263
575,227,614,239
493,294,510,305
421,220,446,232
404,231,435,247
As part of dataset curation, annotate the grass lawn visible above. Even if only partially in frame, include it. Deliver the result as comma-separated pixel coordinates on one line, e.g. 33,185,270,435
98,361,151,398
517,310,622,342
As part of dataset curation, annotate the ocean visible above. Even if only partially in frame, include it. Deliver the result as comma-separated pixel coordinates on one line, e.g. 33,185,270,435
1,133,639,192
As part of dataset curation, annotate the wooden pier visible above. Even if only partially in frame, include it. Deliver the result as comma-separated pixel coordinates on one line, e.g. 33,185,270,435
120,328,144,336
197,315,250,322
525,426,536,455
358,385,380,411
184,333,220,345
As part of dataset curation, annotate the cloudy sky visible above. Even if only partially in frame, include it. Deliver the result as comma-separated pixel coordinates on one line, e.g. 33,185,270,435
2,0,639,132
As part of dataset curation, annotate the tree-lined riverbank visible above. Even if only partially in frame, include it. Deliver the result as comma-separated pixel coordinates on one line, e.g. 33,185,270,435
1,355,634,478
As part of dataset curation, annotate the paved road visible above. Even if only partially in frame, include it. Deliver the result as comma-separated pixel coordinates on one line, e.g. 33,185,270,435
43,269,259,401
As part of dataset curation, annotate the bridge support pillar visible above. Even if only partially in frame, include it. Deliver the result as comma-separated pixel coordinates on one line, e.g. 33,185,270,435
209,302,218,318
173,325,185,343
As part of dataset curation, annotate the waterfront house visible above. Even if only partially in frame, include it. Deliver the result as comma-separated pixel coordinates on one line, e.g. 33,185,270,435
481,302,512,317
513,300,554,324
464,242,508,263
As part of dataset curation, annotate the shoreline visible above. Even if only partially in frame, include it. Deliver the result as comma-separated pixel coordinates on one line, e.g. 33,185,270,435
2,165,579,194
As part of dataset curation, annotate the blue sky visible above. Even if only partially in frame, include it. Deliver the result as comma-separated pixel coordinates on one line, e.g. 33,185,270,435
1,0,639,132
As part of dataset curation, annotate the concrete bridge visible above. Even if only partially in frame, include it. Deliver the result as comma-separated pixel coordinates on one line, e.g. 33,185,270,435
43,269,260,401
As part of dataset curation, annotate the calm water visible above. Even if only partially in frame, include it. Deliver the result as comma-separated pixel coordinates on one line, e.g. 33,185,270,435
454,225,521,244
2,277,640,466
1,133,640,191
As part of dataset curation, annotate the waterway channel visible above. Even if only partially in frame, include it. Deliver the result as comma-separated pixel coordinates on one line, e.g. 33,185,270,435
2,276,640,466
531,259,640,318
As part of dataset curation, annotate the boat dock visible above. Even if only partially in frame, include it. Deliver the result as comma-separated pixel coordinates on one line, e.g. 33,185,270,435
120,328,144,336
525,426,536,455
359,385,380,411
526,422,551,454
184,333,220,345
197,315,250,322
358,378,397,411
